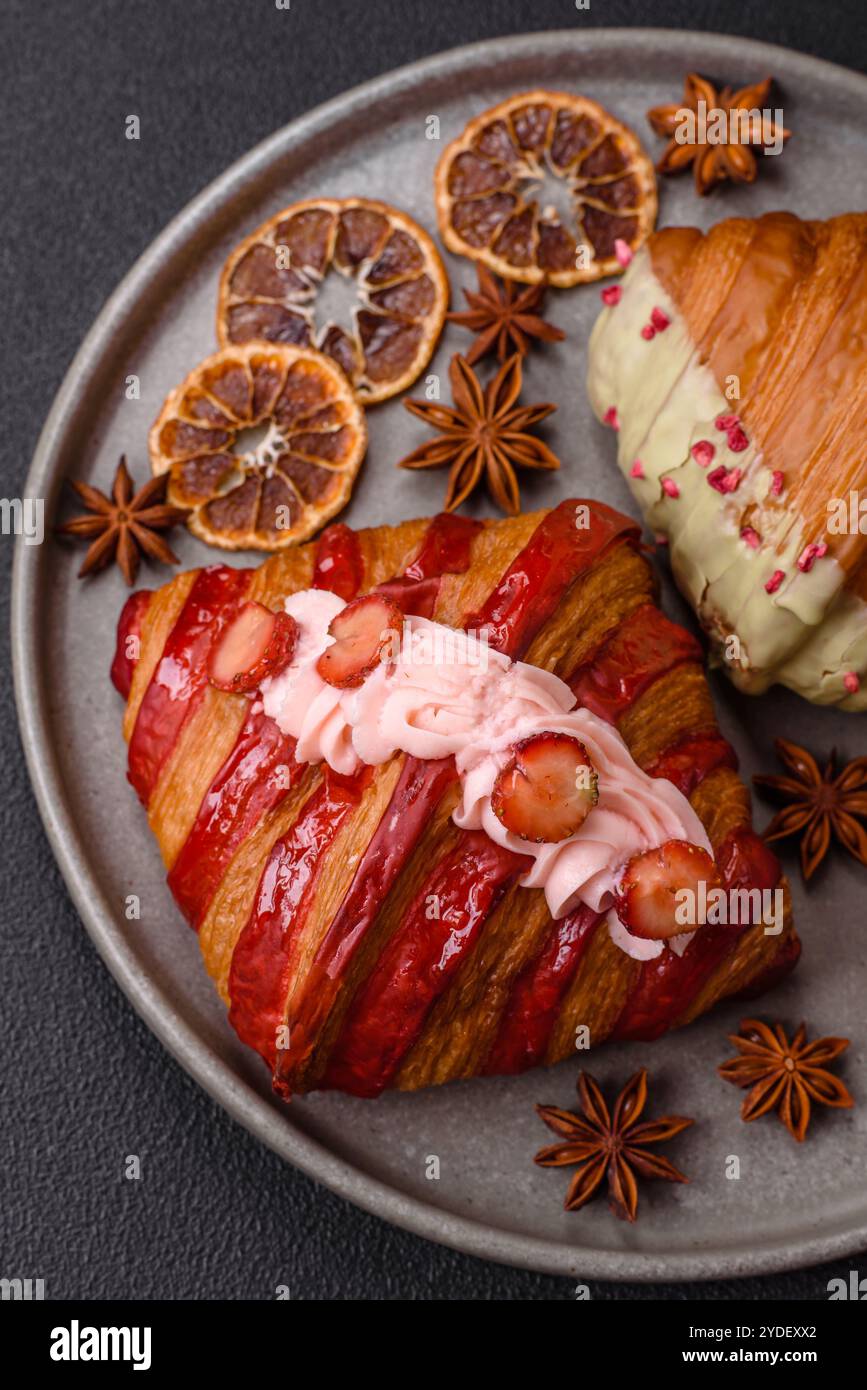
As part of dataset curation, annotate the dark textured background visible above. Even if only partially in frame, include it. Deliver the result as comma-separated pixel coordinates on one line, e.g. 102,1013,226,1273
3,0,866,1301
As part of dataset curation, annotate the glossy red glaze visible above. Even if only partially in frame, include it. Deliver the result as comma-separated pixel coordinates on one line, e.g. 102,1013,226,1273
228,767,368,1068
647,731,738,796
612,827,783,1041
111,590,152,699
569,603,703,723
463,499,639,657
274,756,459,1093
403,512,481,581
716,826,781,894
322,832,529,1097
167,705,301,928
311,523,364,602
127,566,250,805
375,514,482,618
611,928,732,1042
483,904,602,1076
374,575,441,619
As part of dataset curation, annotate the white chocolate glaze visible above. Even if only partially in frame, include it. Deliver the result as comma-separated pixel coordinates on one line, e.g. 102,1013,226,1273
587,247,867,710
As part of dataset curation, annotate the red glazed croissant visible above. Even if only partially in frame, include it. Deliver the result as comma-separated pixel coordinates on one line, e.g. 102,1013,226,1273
114,500,798,1097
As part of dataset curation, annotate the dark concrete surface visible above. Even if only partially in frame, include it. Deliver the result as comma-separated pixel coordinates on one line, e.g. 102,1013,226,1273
2,0,865,1299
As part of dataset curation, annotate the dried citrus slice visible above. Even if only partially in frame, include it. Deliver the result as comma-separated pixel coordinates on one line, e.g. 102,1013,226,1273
149,343,367,551
435,90,657,286
217,197,449,405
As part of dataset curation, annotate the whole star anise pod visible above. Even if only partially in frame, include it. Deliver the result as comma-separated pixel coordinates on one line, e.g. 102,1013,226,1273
446,264,565,366
753,738,867,881
57,455,188,586
719,1018,854,1143
647,73,791,196
400,353,560,515
534,1069,693,1222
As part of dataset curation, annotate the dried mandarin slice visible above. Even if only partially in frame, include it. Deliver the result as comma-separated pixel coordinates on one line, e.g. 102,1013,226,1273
217,197,449,404
435,90,657,286
149,344,367,551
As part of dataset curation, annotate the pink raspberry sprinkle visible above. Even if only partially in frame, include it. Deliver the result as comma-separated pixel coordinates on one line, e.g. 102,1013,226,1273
661,477,680,498
650,306,671,332
707,465,743,494
614,238,633,267
601,285,622,306
690,440,715,467
629,458,645,478
640,323,656,340
603,405,620,430
654,533,669,547
769,470,784,497
726,424,749,453
764,569,785,595
797,541,828,573
843,671,861,695
740,526,761,549
715,413,740,432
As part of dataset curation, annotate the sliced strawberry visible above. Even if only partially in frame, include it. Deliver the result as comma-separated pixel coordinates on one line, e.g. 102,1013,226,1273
208,601,298,693
491,732,598,843
316,593,404,688
613,839,720,940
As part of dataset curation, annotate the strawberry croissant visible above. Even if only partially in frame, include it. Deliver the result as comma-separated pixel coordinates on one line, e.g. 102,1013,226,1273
114,502,799,1097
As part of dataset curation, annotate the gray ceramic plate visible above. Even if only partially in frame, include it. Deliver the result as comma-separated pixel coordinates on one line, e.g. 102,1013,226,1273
13,28,867,1281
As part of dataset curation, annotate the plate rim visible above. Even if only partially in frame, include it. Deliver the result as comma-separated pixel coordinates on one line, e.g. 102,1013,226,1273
13,26,867,1283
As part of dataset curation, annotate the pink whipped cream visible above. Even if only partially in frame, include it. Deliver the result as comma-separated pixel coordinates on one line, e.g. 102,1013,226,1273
261,589,712,960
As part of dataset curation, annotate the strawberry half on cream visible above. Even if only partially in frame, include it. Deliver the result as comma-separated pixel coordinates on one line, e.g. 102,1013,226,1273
208,601,298,693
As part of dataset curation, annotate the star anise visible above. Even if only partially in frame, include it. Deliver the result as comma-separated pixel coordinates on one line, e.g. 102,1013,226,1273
719,1018,853,1143
57,455,188,586
753,738,867,881
534,1069,693,1222
446,264,565,366
400,353,560,514
647,73,791,196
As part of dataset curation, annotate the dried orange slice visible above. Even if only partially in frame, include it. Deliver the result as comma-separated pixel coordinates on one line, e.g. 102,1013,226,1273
149,343,367,551
435,90,657,287
217,197,449,405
